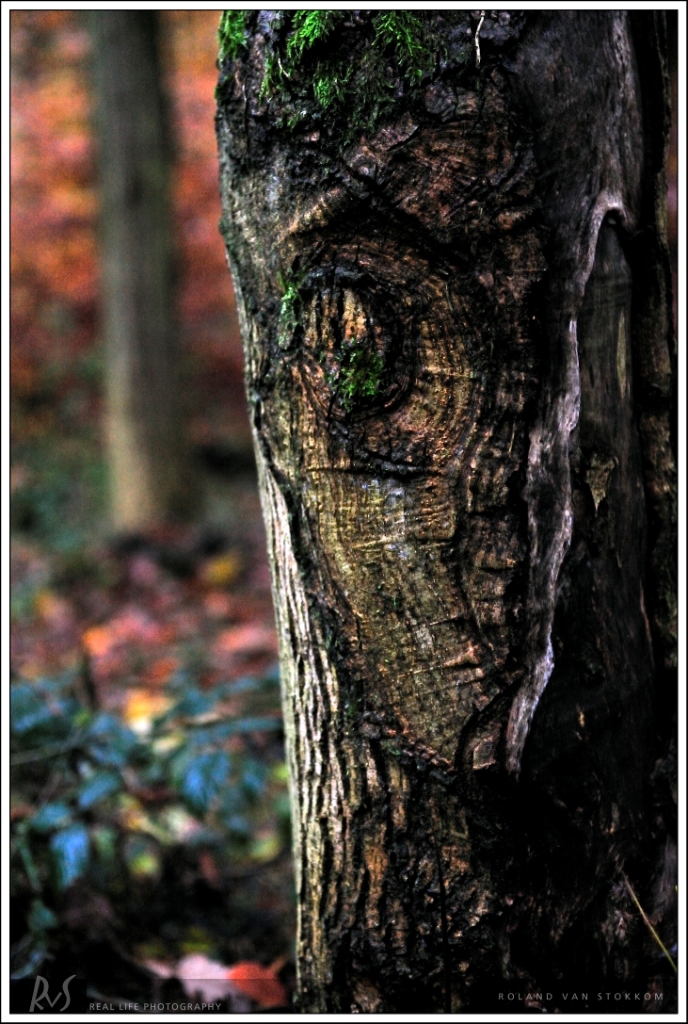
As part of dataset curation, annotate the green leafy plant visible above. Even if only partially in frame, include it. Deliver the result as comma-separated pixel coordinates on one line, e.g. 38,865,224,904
10,668,289,980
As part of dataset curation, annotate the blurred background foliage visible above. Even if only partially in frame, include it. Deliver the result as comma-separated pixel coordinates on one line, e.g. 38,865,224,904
10,10,294,1009
11,10,251,521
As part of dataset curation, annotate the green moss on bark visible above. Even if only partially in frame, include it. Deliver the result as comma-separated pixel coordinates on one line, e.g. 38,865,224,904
218,10,248,63
329,342,385,412
277,269,306,350
373,12,435,81
287,10,344,63
260,11,442,138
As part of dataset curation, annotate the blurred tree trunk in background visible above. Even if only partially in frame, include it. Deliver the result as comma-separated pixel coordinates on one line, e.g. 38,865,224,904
217,11,676,1012
89,11,194,531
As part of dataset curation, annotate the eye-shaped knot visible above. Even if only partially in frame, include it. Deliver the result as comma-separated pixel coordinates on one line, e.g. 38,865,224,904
302,284,413,420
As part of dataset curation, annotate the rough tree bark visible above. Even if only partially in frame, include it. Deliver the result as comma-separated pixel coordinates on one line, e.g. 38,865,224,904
216,11,676,1013
90,11,194,531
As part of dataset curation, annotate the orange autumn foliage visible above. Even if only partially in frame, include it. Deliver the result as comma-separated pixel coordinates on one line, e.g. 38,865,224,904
11,11,245,443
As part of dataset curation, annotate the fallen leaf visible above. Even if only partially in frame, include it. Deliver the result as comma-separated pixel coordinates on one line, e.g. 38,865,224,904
157,805,202,843
203,591,234,619
144,959,174,979
111,607,173,646
124,837,161,880
151,731,185,756
176,953,234,1003
214,623,277,659
82,623,114,658
123,689,173,735
10,464,31,493
129,554,161,588
143,656,179,688
226,961,287,1008
34,590,73,628
118,795,149,832
198,850,221,887
200,552,241,588
249,829,282,864
11,804,36,825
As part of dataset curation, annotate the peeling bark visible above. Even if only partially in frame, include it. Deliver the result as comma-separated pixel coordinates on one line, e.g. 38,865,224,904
216,11,676,1012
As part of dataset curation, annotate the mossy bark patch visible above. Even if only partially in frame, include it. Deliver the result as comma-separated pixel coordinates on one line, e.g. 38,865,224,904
219,10,479,142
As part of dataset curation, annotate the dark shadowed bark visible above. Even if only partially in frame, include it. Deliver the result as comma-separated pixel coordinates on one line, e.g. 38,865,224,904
216,11,676,1013
90,11,194,531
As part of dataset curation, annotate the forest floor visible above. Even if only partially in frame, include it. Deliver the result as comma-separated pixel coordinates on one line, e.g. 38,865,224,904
10,418,297,1012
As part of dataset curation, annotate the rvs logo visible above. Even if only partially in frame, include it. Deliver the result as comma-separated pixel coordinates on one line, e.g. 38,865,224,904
29,975,76,1012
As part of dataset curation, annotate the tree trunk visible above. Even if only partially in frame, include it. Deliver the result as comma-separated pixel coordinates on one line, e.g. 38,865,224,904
90,11,193,531
216,11,676,1012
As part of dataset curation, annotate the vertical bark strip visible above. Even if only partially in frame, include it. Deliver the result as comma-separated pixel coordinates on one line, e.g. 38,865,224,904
216,11,676,1012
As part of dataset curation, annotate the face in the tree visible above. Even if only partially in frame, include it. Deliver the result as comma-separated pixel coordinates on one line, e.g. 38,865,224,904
259,80,545,772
